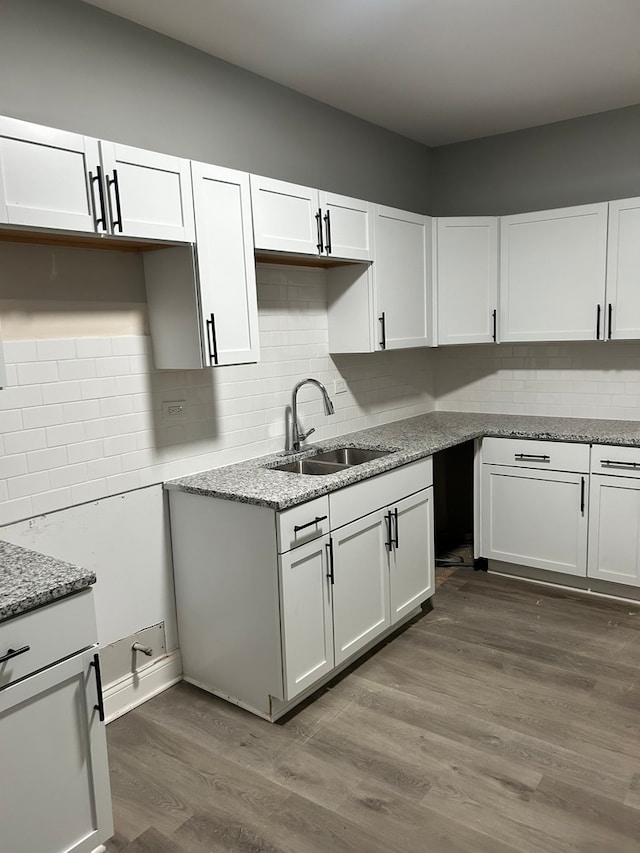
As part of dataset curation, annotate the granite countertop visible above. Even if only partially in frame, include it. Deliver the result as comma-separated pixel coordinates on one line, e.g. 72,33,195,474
0,540,96,623
165,410,640,511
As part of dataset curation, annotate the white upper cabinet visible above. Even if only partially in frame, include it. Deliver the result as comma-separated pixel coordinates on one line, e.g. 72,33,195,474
500,203,608,342
0,116,194,242
605,197,640,341
0,116,98,233
435,217,498,345
144,163,259,368
373,205,432,349
251,175,320,255
99,142,194,242
318,191,373,261
250,174,373,261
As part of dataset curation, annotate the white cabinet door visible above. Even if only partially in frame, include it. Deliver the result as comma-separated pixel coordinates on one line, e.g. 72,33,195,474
332,511,390,665
279,535,335,700
319,191,373,261
389,488,434,624
500,204,608,342
588,475,640,587
99,141,194,242
0,649,113,853
482,465,588,576
435,217,498,345
192,162,259,366
0,116,99,233
250,175,320,255
605,197,640,341
373,205,432,349
144,165,259,369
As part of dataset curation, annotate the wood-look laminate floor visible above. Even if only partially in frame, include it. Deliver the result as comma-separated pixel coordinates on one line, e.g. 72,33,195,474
104,570,640,852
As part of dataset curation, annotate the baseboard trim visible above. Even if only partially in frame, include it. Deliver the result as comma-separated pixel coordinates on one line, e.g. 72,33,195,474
103,650,182,723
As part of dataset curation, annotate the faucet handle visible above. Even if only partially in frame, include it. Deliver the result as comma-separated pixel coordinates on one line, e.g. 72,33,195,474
299,426,316,444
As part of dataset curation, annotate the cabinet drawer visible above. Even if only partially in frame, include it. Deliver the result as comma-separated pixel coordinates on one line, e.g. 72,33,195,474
482,437,589,472
0,588,97,689
277,496,330,553
591,444,640,476
330,458,433,530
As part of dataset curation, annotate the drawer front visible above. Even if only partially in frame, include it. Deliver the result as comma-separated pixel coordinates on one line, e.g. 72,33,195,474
591,444,640,476
277,495,330,553
0,588,97,689
482,437,589,473
330,458,433,530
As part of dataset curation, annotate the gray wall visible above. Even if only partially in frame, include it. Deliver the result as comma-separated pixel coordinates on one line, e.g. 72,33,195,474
430,104,640,216
0,0,431,213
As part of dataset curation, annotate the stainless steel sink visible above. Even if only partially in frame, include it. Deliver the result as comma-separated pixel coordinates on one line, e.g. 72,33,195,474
268,446,393,475
312,447,392,465
271,458,349,475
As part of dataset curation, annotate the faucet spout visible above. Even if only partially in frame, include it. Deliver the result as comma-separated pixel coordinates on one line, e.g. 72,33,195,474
290,378,335,452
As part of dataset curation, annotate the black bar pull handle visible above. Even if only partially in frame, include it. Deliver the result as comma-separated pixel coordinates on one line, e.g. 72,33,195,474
514,453,550,462
206,313,219,365
379,312,386,350
608,303,613,340
596,304,602,340
89,166,107,232
393,507,399,549
315,208,324,254
0,645,30,665
107,168,123,233
580,476,586,515
294,515,328,533
91,652,106,723
326,538,334,585
601,459,640,469
492,309,497,342
323,210,332,255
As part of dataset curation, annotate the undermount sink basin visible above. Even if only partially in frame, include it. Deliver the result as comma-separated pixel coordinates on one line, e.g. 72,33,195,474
269,446,394,475
272,459,349,475
312,447,392,465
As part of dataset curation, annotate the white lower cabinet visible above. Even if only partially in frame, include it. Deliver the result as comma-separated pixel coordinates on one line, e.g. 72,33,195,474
0,590,113,853
168,457,434,720
588,475,640,587
480,438,589,577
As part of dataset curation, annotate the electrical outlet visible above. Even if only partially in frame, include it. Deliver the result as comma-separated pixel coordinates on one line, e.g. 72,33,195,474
162,400,187,421
334,378,347,395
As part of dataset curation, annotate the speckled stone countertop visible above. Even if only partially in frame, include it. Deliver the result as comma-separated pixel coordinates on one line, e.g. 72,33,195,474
165,410,640,511
0,541,96,623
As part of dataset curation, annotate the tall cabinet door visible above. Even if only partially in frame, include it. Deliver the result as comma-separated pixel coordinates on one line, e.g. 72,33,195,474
500,204,608,342
482,465,588,576
319,191,373,261
332,511,390,666
588,475,640,587
435,217,498,345
389,488,434,624
373,205,432,349
605,197,640,340
250,175,320,255
279,536,335,700
99,141,195,241
0,116,99,233
0,649,113,853
192,162,260,366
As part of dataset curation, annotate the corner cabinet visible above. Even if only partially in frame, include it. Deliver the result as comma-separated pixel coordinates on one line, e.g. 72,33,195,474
605,197,640,340
435,216,498,345
0,115,194,242
167,457,434,721
327,206,432,352
250,174,373,261
499,203,608,342
0,589,113,853
144,163,259,368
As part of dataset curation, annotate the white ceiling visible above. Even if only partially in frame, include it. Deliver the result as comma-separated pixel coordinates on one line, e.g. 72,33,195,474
80,0,640,146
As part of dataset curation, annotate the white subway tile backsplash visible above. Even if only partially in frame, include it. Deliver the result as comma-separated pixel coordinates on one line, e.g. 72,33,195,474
17,361,59,385
0,454,28,479
4,341,37,363
58,359,97,381
67,439,104,464
27,446,67,473
0,409,23,432
46,422,85,447
36,339,76,361
42,380,83,405
4,428,47,455
22,404,64,430
76,338,112,358
32,487,73,516
8,470,50,500
50,463,88,489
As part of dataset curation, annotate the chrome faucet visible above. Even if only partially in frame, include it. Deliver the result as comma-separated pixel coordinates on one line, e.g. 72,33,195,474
290,378,335,452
